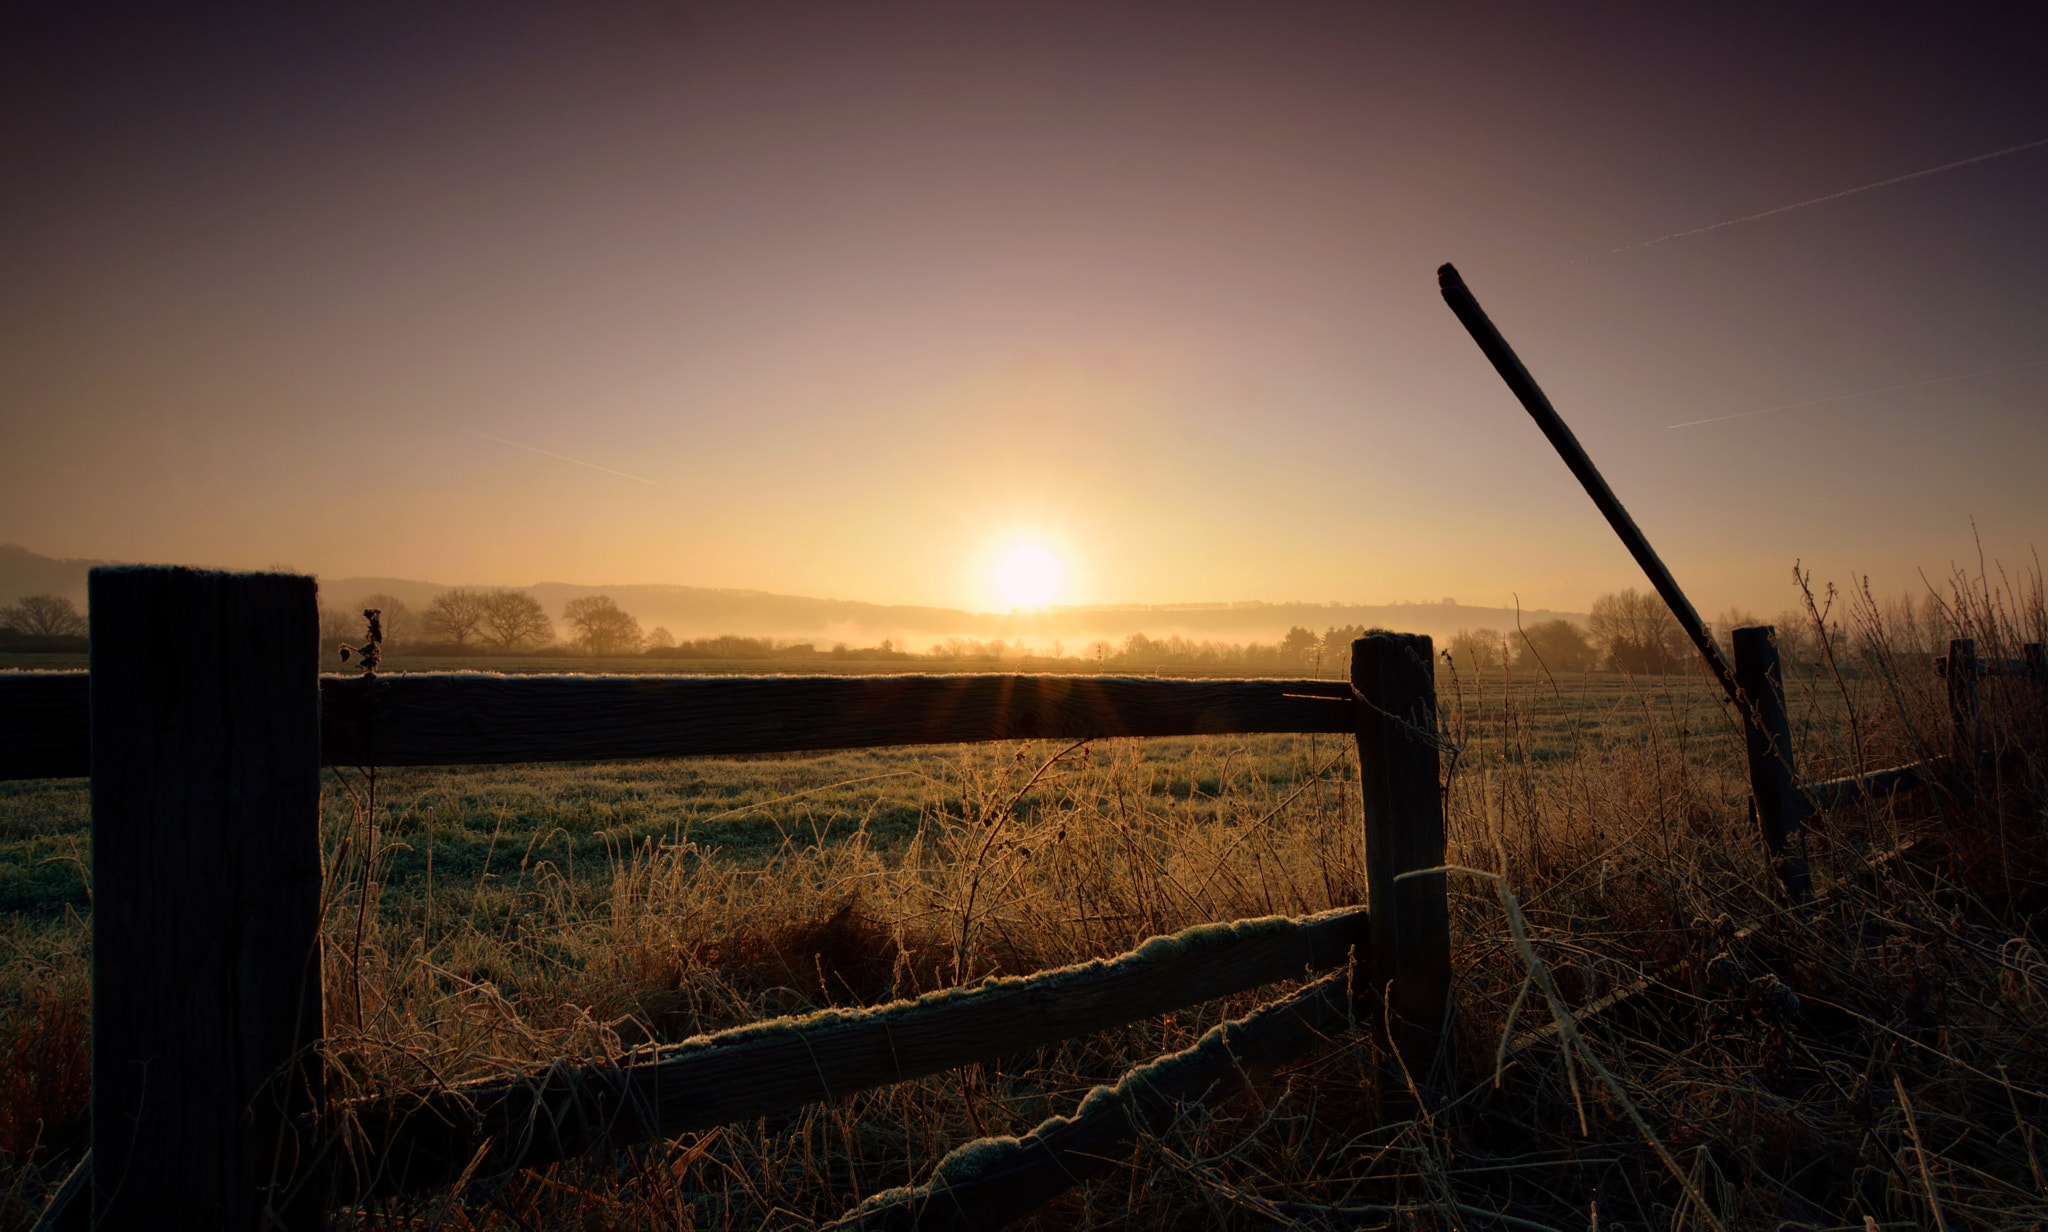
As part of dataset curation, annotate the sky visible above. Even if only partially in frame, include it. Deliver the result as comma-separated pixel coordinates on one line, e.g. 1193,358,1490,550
3,1,2045,617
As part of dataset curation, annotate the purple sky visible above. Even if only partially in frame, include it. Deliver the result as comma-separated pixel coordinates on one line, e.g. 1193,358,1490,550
5,2,2045,615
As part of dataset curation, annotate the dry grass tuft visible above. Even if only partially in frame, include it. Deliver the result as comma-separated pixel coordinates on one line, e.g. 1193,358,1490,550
0,944,89,1231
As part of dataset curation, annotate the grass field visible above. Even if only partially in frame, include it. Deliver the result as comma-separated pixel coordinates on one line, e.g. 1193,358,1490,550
2,573,2044,1229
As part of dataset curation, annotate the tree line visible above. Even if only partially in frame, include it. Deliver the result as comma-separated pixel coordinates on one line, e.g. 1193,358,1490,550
1443,586,1879,677
320,589,660,656
5,583,1906,672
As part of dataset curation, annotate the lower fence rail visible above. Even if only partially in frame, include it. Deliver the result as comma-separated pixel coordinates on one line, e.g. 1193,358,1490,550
1733,627,2045,904
333,907,1369,1201
830,970,1359,1232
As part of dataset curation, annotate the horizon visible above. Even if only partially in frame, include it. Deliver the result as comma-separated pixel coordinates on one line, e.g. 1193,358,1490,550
3,541,1609,654
4,5,2045,618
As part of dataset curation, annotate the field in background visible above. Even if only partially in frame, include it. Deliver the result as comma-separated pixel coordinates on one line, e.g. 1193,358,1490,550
0,669,1748,922
2,568,2043,1229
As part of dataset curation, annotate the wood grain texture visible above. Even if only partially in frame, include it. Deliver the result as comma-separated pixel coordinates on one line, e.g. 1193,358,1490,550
318,672,1355,767
1352,633,1450,1089
832,972,1357,1231
336,906,1368,1199
1,673,1353,779
1733,627,1812,900
88,567,325,1229
0,672,88,779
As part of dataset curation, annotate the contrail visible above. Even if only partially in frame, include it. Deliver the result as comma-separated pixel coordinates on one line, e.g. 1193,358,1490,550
456,427,659,484
1667,358,2048,429
1598,135,2048,257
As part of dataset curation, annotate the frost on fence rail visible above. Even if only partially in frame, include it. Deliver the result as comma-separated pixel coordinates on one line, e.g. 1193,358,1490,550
332,905,1369,1201
831,971,1357,1232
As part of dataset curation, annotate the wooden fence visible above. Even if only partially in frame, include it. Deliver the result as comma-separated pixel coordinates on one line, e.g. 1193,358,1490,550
0,566,1449,1230
7,588,2036,1228
1733,626,2047,896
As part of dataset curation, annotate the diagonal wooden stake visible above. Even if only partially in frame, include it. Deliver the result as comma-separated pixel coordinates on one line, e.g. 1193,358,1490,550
1436,262,1741,710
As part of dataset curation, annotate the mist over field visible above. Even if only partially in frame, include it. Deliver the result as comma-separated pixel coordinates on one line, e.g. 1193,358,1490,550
1,542,1585,655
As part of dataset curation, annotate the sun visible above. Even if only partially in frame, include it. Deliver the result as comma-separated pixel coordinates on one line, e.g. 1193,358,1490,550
994,543,1061,609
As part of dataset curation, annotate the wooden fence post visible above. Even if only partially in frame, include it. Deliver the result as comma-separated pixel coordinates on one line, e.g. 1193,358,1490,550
1351,633,1450,1089
1948,638,1979,765
90,567,325,1229
1732,626,1810,901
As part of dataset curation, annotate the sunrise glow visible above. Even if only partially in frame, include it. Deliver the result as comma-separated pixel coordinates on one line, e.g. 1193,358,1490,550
993,544,1061,609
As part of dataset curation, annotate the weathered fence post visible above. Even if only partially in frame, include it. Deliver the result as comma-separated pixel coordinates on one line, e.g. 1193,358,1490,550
1947,638,1979,765
1732,626,1811,900
1351,633,1450,1090
90,567,325,1229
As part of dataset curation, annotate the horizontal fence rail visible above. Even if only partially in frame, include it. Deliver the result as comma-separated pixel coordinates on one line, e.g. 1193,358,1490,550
337,906,1369,1201
1937,653,2047,679
0,672,1356,781
1800,759,1940,812
833,970,1358,1231
0,672,90,779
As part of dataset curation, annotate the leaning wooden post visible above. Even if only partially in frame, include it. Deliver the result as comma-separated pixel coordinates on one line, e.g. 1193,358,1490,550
90,567,325,1229
1351,633,1450,1089
1732,627,1810,900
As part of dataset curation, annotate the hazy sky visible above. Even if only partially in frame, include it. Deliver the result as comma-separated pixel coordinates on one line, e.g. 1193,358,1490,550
5,2,2044,616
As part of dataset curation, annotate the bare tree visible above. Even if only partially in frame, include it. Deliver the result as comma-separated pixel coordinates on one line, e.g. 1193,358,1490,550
477,589,553,652
562,594,644,655
0,594,87,637
1445,628,1507,674
1588,589,1687,674
646,626,676,650
318,605,362,653
422,588,489,646
353,594,416,647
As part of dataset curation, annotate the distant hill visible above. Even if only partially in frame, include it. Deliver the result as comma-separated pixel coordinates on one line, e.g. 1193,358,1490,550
3,545,1587,650
0,544,109,607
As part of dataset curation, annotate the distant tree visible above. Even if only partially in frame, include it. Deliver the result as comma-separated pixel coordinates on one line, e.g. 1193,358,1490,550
319,605,363,652
1087,640,1113,666
1445,628,1508,674
562,594,644,655
1279,626,1318,665
1319,624,1368,665
1771,609,1821,667
0,594,87,637
422,589,488,646
477,589,553,652
1512,619,1596,673
354,594,417,647
1588,590,1686,674
646,626,675,650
